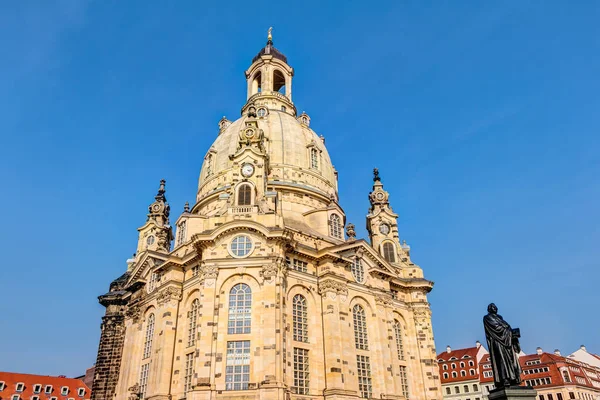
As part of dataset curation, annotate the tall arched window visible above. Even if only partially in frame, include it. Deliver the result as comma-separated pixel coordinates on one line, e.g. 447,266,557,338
353,304,369,350
329,214,342,239
461,370,467,377
273,69,286,94
382,242,396,262
228,283,251,334
460,362,465,368
351,258,364,283
443,364,448,370
143,313,155,359
187,299,199,347
292,294,308,342
206,154,213,177
310,148,319,169
444,372,449,379
452,371,457,378
177,220,187,246
393,319,404,360
237,184,252,206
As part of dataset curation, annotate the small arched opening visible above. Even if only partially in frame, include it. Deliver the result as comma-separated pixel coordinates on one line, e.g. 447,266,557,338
251,71,262,95
273,69,286,94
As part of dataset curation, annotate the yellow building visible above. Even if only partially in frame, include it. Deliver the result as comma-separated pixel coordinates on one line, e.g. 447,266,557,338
91,32,441,400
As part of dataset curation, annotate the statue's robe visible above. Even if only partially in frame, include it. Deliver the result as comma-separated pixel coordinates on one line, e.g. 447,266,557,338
483,313,522,387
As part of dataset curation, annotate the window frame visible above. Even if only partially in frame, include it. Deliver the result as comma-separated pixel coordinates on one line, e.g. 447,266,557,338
229,235,254,258
292,294,308,342
227,283,252,334
382,241,396,262
329,214,342,239
292,347,310,395
352,304,369,350
225,340,251,391
237,183,252,206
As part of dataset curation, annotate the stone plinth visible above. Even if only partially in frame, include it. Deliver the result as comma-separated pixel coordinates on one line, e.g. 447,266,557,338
489,386,537,400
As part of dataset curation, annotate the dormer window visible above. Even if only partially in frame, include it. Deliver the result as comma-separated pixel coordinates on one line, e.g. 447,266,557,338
310,148,319,169
329,214,342,239
16,383,25,392
177,220,187,246
77,388,85,397
205,153,213,177
0,381,4,391
32,396,40,400
11,395,20,400
33,384,42,393
45,385,53,394
61,386,69,395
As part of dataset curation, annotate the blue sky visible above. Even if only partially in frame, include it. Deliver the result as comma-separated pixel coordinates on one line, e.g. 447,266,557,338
1,1,598,377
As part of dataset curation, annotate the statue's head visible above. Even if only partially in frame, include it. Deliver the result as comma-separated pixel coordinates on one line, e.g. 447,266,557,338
487,303,498,314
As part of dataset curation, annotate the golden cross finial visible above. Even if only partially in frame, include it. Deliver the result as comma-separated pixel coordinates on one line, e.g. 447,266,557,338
267,27,273,41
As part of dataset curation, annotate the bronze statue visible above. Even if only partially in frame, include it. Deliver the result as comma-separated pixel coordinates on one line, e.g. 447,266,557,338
483,303,522,388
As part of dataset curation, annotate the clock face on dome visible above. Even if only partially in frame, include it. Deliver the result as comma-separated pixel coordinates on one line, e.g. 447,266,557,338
379,223,390,235
241,163,255,177
375,192,385,201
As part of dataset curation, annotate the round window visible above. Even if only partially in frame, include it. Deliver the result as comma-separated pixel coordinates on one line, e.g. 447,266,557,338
257,108,267,117
146,235,155,246
230,235,253,258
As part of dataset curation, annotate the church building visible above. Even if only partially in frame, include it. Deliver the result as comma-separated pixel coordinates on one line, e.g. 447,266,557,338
91,32,441,400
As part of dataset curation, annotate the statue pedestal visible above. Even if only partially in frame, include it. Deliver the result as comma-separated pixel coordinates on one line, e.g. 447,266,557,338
489,386,537,400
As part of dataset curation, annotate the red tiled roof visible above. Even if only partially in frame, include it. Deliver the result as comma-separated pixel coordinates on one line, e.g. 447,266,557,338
0,371,90,400
437,346,479,362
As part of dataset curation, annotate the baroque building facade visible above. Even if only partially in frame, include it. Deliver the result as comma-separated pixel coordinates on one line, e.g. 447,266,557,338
91,33,441,400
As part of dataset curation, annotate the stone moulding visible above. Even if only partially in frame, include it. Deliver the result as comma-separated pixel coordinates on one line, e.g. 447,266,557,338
317,279,348,296
157,286,183,307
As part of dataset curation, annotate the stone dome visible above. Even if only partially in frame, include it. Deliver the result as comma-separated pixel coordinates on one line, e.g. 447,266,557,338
197,108,337,203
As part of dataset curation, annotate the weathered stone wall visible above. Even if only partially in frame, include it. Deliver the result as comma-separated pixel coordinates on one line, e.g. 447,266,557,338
91,313,126,400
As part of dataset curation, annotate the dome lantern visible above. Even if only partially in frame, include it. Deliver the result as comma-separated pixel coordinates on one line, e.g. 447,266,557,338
243,27,295,116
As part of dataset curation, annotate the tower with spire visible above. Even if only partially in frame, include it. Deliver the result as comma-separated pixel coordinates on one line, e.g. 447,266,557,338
135,179,173,255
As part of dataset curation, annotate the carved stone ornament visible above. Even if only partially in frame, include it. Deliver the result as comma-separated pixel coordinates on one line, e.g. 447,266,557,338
260,262,280,283
200,264,219,282
375,294,393,307
125,305,141,324
127,383,141,400
157,287,182,307
318,279,348,297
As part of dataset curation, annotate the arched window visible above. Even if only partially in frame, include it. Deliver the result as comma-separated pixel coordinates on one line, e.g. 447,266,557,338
562,370,571,383
443,364,448,370
237,184,252,206
310,148,319,169
273,69,286,94
452,371,457,378
292,294,308,342
353,304,369,350
451,363,456,369
382,242,396,262
446,387,451,395
143,313,155,359
393,319,404,360
329,214,342,239
251,71,262,94
443,372,449,379
460,362,465,368
461,370,467,377
206,154,213,177
469,360,475,367
177,220,187,246
351,258,364,283
228,284,251,334
187,299,199,347
470,369,476,376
